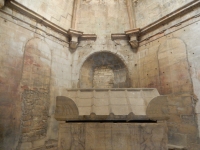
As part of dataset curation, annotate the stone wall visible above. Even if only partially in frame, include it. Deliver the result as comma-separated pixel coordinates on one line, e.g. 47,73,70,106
0,0,200,149
0,5,72,149
136,6,200,149
58,122,168,150
15,0,74,29
93,66,114,88
134,0,194,28
71,0,137,88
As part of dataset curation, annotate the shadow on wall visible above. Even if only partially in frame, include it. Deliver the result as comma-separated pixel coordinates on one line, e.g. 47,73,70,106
79,52,130,88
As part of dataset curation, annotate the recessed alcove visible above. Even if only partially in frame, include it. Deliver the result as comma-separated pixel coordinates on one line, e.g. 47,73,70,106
79,52,130,88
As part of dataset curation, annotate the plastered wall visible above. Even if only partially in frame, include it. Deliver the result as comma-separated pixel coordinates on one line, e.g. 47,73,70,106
71,0,137,88
134,0,194,28
15,0,74,29
135,8,200,149
1,0,200,149
0,6,72,149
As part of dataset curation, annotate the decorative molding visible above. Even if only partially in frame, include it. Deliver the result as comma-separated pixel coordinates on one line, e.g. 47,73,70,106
68,29,97,50
68,29,83,49
125,28,140,49
71,0,81,29
140,0,200,35
5,0,97,51
111,33,129,41
7,0,68,35
126,0,136,28
111,28,140,49
80,34,97,41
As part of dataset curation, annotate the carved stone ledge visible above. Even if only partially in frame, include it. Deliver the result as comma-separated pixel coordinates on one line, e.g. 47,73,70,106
68,29,83,50
111,28,140,49
68,29,97,51
125,28,140,49
80,34,97,41
0,0,5,8
111,33,129,41
168,144,187,150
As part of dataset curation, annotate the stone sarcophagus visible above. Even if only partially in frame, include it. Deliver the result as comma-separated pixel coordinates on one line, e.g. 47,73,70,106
55,88,169,150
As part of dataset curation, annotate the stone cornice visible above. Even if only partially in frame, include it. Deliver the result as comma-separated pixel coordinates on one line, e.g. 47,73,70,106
5,0,97,50
6,0,69,35
111,28,140,49
140,0,200,35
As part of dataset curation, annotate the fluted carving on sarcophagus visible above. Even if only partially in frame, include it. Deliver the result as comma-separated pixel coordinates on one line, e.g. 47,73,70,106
146,96,170,121
55,96,79,121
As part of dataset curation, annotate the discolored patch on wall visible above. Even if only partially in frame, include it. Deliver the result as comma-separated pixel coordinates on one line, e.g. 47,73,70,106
0,32,24,149
157,38,192,95
17,38,52,149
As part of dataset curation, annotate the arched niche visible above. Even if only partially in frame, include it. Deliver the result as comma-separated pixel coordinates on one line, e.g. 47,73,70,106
79,52,130,88
18,38,51,149
157,38,191,94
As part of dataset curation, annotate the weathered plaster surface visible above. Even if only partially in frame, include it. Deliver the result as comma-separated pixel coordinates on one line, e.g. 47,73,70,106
0,9,72,149
134,0,194,28
0,0,200,149
15,0,74,29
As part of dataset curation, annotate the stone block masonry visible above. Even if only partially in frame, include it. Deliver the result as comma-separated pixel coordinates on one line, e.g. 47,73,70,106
58,123,168,150
93,66,114,88
18,90,49,147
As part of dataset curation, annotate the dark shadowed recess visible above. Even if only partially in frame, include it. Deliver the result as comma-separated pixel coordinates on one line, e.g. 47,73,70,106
79,52,130,88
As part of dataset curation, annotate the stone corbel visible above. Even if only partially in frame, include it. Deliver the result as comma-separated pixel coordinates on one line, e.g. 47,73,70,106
125,28,140,49
68,29,97,51
111,28,140,49
0,0,5,8
68,29,83,50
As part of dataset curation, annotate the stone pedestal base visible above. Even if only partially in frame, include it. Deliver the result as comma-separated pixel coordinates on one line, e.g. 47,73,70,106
58,122,168,150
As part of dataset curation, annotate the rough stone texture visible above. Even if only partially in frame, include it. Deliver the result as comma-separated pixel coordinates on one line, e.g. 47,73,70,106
79,52,130,88
15,0,74,29
136,7,200,148
17,90,49,149
93,66,114,88
17,38,51,149
0,7,72,149
55,96,79,120
134,0,194,28
58,122,168,150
